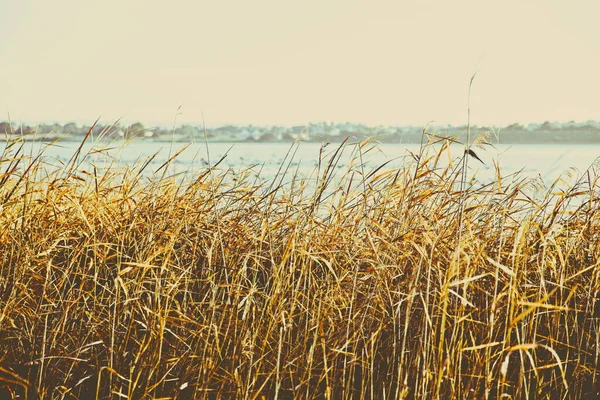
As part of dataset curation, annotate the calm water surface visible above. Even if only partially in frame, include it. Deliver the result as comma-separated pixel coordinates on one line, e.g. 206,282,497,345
4,141,600,186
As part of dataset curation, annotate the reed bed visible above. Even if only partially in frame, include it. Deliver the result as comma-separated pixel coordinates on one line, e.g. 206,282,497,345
1,130,600,399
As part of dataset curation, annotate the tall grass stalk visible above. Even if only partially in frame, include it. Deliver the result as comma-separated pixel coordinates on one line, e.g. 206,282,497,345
0,131,599,399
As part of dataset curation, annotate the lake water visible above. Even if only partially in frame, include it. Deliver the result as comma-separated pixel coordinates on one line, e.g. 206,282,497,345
3,140,600,188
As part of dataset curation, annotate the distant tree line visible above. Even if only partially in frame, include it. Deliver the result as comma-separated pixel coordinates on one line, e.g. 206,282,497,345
2,120,600,144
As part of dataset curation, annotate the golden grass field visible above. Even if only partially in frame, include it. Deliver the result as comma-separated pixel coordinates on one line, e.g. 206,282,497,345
0,129,599,399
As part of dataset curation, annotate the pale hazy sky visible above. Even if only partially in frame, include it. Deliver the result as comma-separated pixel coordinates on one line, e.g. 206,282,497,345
1,1,599,127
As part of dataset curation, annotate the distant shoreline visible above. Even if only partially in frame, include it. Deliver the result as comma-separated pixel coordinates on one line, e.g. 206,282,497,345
3,120,600,144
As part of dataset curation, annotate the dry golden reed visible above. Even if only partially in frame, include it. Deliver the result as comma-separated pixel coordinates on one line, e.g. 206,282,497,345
0,129,599,399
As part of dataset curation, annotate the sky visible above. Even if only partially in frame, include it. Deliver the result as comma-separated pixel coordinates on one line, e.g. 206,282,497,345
1,0,599,127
